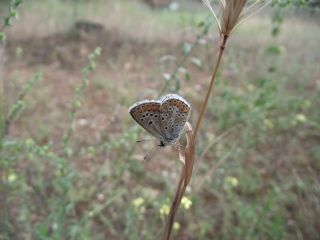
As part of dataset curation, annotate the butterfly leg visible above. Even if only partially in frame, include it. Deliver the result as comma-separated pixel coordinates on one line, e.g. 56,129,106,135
143,145,162,161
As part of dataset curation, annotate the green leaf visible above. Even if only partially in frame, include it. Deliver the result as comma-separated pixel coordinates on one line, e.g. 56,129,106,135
185,72,191,82
175,78,180,91
163,73,171,82
182,43,192,55
265,45,282,55
190,57,202,68
0,32,6,42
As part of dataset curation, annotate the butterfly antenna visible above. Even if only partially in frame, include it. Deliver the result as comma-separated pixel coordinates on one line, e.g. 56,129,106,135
136,139,151,143
136,139,158,144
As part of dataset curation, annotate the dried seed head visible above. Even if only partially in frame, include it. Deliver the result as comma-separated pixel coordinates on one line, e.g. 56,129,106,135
220,0,247,36
202,0,271,37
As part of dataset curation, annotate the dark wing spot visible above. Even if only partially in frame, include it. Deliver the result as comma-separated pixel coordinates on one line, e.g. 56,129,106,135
148,121,153,125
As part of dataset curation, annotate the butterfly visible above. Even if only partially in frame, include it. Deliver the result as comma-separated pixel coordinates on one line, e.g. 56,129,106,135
129,94,191,147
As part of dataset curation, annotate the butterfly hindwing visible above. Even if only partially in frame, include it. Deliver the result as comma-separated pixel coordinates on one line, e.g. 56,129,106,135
159,94,191,142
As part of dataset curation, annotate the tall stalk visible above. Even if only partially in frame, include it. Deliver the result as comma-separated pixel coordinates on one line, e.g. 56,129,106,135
194,34,228,139
162,0,272,238
162,34,228,240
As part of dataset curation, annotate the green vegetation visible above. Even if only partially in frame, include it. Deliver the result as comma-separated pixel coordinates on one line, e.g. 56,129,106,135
0,0,319,239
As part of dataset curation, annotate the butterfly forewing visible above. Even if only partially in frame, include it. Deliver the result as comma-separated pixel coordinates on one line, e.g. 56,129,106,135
129,100,164,139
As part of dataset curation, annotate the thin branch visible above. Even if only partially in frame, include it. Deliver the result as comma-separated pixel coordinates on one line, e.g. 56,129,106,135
198,124,239,162
193,35,228,138
195,144,236,191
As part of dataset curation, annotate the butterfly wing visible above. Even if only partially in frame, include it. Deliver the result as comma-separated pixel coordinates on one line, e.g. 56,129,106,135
129,100,164,140
159,94,191,143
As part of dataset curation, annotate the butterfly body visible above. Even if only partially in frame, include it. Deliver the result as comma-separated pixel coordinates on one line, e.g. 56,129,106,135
129,94,191,146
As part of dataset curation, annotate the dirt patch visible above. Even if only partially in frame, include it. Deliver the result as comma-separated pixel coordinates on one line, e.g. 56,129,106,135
6,27,172,70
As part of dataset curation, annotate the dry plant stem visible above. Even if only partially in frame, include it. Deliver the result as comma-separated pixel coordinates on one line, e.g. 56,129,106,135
194,34,228,139
162,35,229,240
163,123,195,240
163,175,185,240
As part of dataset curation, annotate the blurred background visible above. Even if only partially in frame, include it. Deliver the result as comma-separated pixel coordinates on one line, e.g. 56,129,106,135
0,0,320,239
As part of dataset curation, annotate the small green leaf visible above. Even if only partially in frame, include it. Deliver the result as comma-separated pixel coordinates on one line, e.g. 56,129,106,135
0,32,6,42
10,10,18,19
175,78,180,91
94,46,101,56
178,67,187,74
182,43,192,55
158,55,176,63
266,45,282,55
185,72,191,82
163,73,172,82
190,57,202,68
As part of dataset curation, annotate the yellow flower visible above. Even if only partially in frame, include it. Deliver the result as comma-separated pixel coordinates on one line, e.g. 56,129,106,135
159,204,170,216
226,176,239,187
132,197,144,208
181,196,192,210
173,222,180,231
295,114,307,123
8,173,17,183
